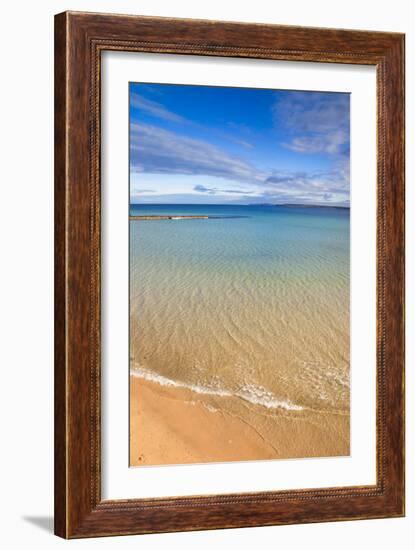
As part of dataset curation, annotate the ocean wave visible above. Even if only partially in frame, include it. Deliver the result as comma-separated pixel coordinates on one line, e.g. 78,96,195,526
130,364,303,411
297,360,350,408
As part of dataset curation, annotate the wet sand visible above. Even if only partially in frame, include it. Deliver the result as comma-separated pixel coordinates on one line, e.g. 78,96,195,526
129,375,350,467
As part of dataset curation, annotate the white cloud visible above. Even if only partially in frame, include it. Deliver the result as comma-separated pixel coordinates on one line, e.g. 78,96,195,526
130,94,187,124
273,91,350,156
130,122,265,183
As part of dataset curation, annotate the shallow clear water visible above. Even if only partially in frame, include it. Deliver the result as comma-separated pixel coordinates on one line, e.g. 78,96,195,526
130,204,350,415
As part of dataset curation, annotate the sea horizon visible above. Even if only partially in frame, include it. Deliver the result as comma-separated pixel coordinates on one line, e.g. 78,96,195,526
130,202,350,209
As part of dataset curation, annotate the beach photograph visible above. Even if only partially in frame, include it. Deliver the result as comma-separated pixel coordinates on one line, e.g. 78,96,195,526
129,83,350,467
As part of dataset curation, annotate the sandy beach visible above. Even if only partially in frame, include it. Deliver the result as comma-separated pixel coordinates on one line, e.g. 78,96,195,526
130,374,350,467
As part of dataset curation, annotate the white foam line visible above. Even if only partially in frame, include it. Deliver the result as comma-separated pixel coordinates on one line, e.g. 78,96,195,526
130,365,303,411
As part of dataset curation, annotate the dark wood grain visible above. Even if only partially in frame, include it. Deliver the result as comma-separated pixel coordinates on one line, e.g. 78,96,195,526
54,11,405,539
54,11,67,538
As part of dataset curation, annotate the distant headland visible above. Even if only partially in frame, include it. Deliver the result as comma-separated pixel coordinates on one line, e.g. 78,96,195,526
275,203,350,209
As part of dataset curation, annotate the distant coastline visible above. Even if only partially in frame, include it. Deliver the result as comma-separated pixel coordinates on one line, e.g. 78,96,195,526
276,203,350,209
130,203,350,209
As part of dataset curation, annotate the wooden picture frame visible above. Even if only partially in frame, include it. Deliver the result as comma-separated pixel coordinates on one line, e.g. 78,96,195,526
54,11,405,538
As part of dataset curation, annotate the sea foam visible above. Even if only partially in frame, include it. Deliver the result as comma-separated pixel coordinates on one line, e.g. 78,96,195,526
131,365,303,411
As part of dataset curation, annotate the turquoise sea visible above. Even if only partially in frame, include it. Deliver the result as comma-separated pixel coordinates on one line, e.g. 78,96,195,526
129,204,350,417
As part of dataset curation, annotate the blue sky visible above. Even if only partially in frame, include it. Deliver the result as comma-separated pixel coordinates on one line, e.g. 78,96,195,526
129,83,350,206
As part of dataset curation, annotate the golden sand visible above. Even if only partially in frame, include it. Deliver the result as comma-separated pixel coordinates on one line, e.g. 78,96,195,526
130,375,349,467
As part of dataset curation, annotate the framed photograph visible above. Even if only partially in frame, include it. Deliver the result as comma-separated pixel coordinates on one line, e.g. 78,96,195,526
54,11,405,538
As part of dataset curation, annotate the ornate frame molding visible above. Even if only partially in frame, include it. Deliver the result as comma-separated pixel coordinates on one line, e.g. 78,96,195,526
55,11,405,538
